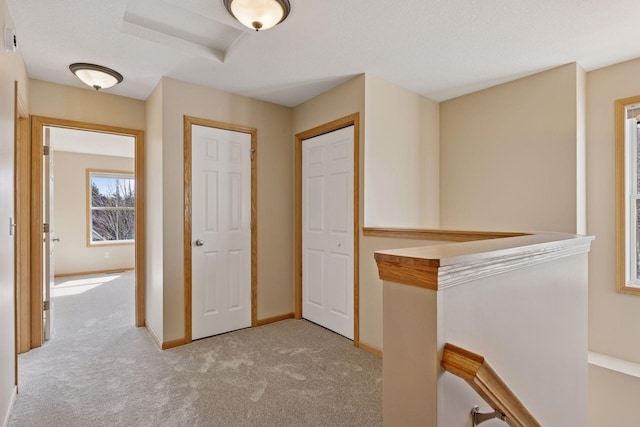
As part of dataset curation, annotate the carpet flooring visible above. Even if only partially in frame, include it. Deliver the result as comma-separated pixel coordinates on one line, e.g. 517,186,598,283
9,272,382,426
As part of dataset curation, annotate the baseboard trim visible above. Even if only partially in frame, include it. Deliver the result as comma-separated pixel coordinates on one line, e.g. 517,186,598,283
54,267,134,278
144,322,162,349
2,385,17,427
145,322,191,350
358,341,382,357
256,312,295,326
162,338,191,350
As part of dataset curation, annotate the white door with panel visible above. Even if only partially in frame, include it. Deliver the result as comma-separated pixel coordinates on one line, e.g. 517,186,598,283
302,126,354,339
191,124,252,340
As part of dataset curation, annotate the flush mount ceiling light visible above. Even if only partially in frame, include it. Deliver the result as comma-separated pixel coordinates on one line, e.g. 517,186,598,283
69,63,123,91
223,0,291,31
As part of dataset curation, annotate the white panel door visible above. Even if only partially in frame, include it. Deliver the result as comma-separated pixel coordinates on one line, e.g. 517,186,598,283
192,124,251,340
302,126,354,339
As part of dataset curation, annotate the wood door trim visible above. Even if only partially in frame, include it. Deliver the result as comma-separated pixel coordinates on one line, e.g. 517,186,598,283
14,81,29,387
183,116,258,344
29,116,146,350
16,116,30,354
30,118,43,347
294,113,360,346
363,227,527,242
615,95,640,296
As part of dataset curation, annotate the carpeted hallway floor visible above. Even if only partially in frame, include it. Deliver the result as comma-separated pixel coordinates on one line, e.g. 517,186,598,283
9,272,382,426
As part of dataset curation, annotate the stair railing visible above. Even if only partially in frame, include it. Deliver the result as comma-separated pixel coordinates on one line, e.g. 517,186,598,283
440,343,542,427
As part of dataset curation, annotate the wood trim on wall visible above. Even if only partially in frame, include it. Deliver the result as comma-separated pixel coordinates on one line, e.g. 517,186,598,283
30,117,43,348
362,227,528,242
358,341,383,357
183,116,258,345
441,343,541,427
256,312,295,326
161,338,191,351
374,232,592,291
15,83,31,358
54,267,134,278
615,95,640,296
294,113,361,346
184,118,193,342
134,120,146,327
29,116,146,349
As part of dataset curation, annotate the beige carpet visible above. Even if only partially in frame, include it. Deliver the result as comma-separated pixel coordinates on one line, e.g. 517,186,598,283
9,272,382,426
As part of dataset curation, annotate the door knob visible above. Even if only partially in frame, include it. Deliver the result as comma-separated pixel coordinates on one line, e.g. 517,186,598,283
337,242,342,247
195,239,204,246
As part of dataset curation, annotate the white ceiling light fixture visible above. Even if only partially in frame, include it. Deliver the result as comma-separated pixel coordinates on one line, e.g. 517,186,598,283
223,0,291,31
69,63,123,91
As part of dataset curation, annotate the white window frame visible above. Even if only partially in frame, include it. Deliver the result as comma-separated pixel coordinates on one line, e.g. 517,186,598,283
625,116,640,287
616,97,640,295
86,169,135,246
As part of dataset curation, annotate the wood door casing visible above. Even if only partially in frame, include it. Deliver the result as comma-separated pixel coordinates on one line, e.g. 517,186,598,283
28,116,145,350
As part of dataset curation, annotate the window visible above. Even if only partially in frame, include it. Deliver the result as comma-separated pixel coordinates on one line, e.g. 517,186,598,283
87,170,135,245
616,96,640,295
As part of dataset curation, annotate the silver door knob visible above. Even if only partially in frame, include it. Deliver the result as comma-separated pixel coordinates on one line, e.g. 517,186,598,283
195,239,204,246
337,242,342,247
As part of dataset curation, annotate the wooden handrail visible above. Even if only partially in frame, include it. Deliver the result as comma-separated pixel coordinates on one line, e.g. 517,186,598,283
363,226,528,242
441,343,541,427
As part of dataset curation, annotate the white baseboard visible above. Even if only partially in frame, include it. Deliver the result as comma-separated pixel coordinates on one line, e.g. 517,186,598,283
2,385,17,427
588,352,640,379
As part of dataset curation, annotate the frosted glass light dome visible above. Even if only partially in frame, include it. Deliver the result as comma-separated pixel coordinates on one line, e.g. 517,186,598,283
224,0,291,31
69,63,123,91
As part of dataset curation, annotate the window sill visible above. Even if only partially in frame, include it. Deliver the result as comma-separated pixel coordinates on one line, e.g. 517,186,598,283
589,352,640,379
88,240,135,248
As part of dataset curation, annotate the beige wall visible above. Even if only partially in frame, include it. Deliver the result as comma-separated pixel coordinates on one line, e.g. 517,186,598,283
292,75,365,135
52,151,134,275
292,74,444,349
293,75,370,342
584,53,640,427
29,79,145,130
586,57,640,364
589,365,640,427
28,79,149,336
360,237,441,350
0,0,29,422
159,77,294,341
144,81,164,340
440,63,580,233
364,75,440,228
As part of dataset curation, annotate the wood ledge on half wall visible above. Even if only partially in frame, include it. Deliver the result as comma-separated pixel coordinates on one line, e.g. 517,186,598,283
369,227,594,291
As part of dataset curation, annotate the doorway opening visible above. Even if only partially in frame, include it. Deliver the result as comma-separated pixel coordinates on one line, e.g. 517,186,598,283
46,127,136,340
20,117,145,350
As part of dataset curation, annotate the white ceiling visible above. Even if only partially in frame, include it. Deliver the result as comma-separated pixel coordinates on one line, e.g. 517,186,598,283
48,127,135,158
7,0,640,107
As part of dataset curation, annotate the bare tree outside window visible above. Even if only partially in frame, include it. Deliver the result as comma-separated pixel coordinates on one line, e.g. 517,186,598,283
89,172,135,243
